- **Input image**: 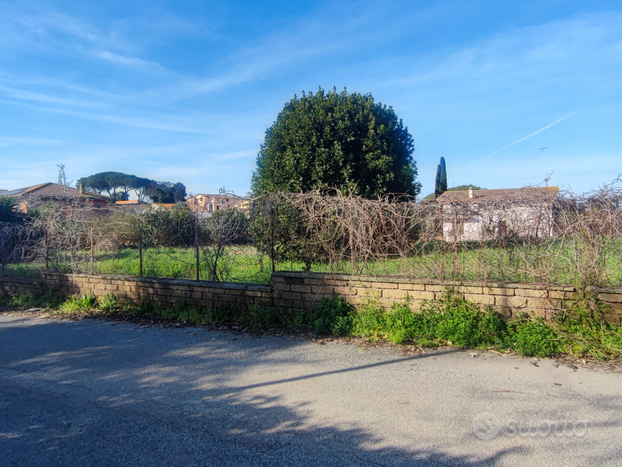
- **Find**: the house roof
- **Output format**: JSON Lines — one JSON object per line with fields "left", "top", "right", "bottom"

{"left": 115, "top": 200, "right": 147, "bottom": 205}
{"left": 113, "top": 200, "right": 152, "bottom": 213}
{"left": 0, "top": 182, "right": 110, "bottom": 201}
{"left": 189, "top": 193, "right": 242, "bottom": 199}
{"left": 436, "top": 186, "right": 559, "bottom": 203}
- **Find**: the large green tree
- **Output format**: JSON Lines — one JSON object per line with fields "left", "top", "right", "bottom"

{"left": 252, "top": 88, "right": 420, "bottom": 198}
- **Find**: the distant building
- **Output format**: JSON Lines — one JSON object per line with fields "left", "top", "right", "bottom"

{"left": 186, "top": 193, "right": 243, "bottom": 215}
{"left": 233, "top": 198, "right": 252, "bottom": 216}
{"left": 113, "top": 199, "right": 152, "bottom": 214}
{"left": 436, "top": 187, "right": 559, "bottom": 242}
{"left": 0, "top": 182, "right": 110, "bottom": 216}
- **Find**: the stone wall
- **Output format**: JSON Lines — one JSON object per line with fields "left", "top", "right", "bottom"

{"left": 1, "top": 272, "right": 621, "bottom": 324}
{"left": 273, "top": 272, "right": 622, "bottom": 324}
{"left": 0, "top": 274, "right": 272, "bottom": 310}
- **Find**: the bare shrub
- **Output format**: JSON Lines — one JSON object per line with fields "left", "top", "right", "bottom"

{"left": 3, "top": 178, "right": 620, "bottom": 289}
{"left": 555, "top": 179, "right": 622, "bottom": 289}
{"left": 21, "top": 193, "right": 117, "bottom": 273}
{"left": 250, "top": 180, "right": 622, "bottom": 288}
{"left": 201, "top": 209, "right": 249, "bottom": 281}
{"left": 251, "top": 190, "right": 426, "bottom": 274}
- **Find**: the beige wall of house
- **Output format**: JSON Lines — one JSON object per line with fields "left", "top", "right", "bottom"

{"left": 186, "top": 193, "right": 243, "bottom": 213}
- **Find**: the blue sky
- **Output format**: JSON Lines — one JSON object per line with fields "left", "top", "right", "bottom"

{"left": 1, "top": 0, "right": 621, "bottom": 198}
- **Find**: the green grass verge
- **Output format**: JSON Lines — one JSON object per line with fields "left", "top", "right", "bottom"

{"left": 4, "top": 289, "right": 621, "bottom": 361}
{"left": 310, "top": 293, "right": 622, "bottom": 360}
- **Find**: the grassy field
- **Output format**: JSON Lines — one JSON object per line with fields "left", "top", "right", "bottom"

{"left": 4, "top": 239, "right": 622, "bottom": 287}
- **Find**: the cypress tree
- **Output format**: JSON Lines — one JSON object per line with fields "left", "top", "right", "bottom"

{"left": 434, "top": 157, "right": 447, "bottom": 198}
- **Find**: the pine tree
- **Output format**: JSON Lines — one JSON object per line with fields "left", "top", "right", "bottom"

{"left": 434, "top": 157, "right": 447, "bottom": 198}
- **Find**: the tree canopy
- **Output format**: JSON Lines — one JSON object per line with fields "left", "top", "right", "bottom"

{"left": 76, "top": 172, "right": 186, "bottom": 203}
{"left": 146, "top": 182, "right": 186, "bottom": 204}
{"left": 251, "top": 88, "right": 420, "bottom": 198}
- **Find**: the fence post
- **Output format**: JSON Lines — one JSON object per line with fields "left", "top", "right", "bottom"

{"left": 195, "top": 223, "right": 200, "bottom": 281}
{"left": 0, "top": 234, "right": 4, "bottom": 277}
{"left": 139, "top": 224, "right": 143, "bottom": 278}
{"left": 44, "top": 237, "right": 49, "bottom": 270}
{"left": 90, "top": 229, "right": 94, "bottom": 274}
{"left": 268, "top": 199, "right": 276, "bottom": 274}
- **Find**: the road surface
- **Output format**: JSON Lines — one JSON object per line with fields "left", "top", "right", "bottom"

{"left": 1, "top": 313, "right": 620, "bottom": 466}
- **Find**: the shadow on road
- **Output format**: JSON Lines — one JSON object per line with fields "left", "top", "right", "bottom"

{"left": 0, "top": 315, "right": 609, "bottom": 466}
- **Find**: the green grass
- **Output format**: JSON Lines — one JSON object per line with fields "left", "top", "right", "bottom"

{"left": 3, "top": 236, "right": 622, "bottom": 287}
{"left": 1, "top": 262, "right": 44, "bottom": 279}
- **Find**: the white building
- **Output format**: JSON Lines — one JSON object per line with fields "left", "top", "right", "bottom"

{"left": 436, "top": 187, "right": 559, "bottom": 242}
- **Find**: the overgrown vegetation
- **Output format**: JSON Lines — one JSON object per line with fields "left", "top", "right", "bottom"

{"left": 2, "top": 290, "right": 64, "bottom": 310}
{"left": 306, "top": 293, "right": 622, "bottom": 360}
{"left": 2, "top": 179, "right": 621, "bottom": 289}
{"left": 2, "top": 289, "right": 620, "bottom": 360}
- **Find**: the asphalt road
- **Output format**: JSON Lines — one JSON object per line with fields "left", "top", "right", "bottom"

{"left": 1, "top": 313, "right": 621, "bottom": 466}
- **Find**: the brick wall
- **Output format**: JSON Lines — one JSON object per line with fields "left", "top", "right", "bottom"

{"left": 1, "top": 272, "right": 621, "bottom": 324}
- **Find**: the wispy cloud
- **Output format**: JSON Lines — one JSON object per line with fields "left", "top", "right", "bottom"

{"left": 142, "top": 3, "right": 400, "bottom": 102}
{"left": 93, "top": 50, "right": 168, "bottom": 70}
{"left": 0, "top": 84, "right": 104, "bottom": 108}
{"left": 0, "top": 98, "right": 212, "bottom": 133}
{"left": 379, "top": 11, "right": 622, "bottom": 90}
{"left": 0, "top": 136, "right": 61, "bottom": 147}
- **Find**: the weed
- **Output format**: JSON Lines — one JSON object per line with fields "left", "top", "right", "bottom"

{"left": 99, "top": 293, "right": 119, "bottom": 312}
{"left": 245, "top": 303, "right": 281, "bottom": 329}
{"left": 552, "top": 295, "right": 622, "bottom": 359}
{"left": 506, "top": 314, "right": 562, "bottom": 358}
{"left": 307, "top": 295, "right": 355, "bottom": 336}
{"left": 58, "top": 292, "right": 99, "bottom": 314}
{"left": 277, "top": 309, "right": 306, "bottom": 328}
{"left": 420, "top": 293, "right": 507, "bottom": 348}
{"left": 351, "top": 300, "right": 388, "bottom": 341}
{"left": 8, "top": 291, "right": 64, "bottom": 310}
{"left": 353, "top": 292, "right": 506, "bottom": 349}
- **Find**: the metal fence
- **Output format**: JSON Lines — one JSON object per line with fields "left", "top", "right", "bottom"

{"left": 1, "top": 179, "right": 621, "bottom": 289}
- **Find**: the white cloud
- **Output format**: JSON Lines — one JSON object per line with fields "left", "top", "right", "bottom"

{"left": 0, "top": 136, "right": 61, "bottom": 147}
